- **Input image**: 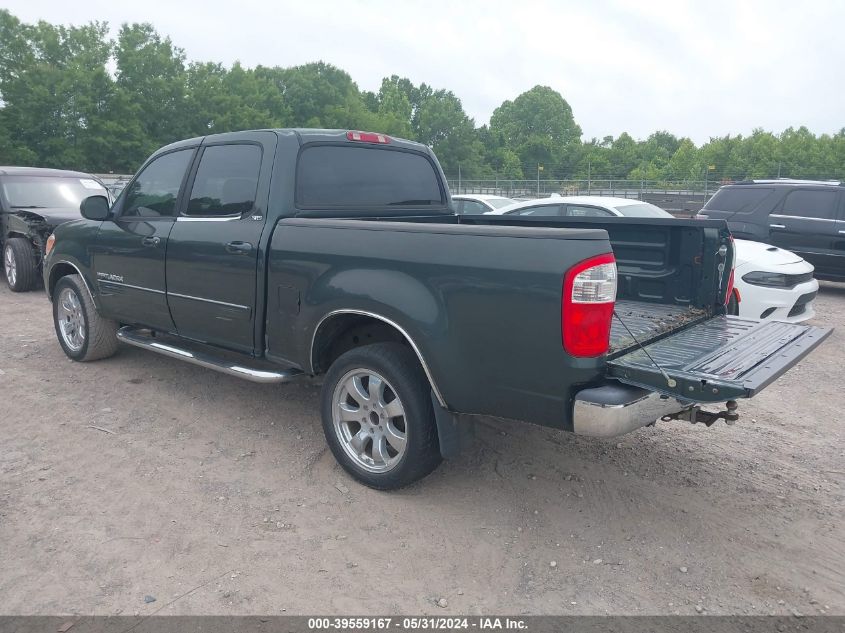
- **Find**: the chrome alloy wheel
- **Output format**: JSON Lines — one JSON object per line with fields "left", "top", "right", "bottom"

{"left": 4, "top": 245, "right": 16, "bottom": 286}
{"left": 332, "top": 369, "right": 408, "bottom": 473}
{"left": 57, "top": 286, "right": 86, "bottom": 352}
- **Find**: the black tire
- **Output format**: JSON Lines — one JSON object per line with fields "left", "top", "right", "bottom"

{"left": 52, "top": 274, "right": 119, "bottom": 361}
{"left": 727, "top": 291, "right": 740, "bottom": 316}
{"left": 4, "top": 237, "right": 38, "bottom": 292}
{"left": 320, "top": 342, "right": 442, "bottom": 490}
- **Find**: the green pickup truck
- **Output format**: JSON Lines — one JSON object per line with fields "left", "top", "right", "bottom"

{"left": 43, "top": 129, "right": 831, "bottom": 489}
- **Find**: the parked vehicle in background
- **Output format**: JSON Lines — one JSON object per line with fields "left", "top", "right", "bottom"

{"left": 451, "top": 194, "right": 515, "bottom": 214}
{"left": 44, "top": 130, "right": 830, "bottom": 489}
{"left": 489, "top": 195, "right": 675, "bottom": 218}
{"left": 731, "top": 240, "right": 818, "bottom": 322}
{"left": 492, "top": 195, "right": 819, "bottom": 322}
{"left": 1, "top": 167, "right": 109, "bottom": 291}
{"left": 697, "top": 179, "right": 845, "bottom": 282}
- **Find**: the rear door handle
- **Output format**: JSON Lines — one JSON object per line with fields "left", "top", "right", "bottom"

{"left": 225, "top": 241, "right": 253, "bottom": 254}
{"left": 770, "top": 224, "right": 786, "bottom": 229}
{"left": 141, "top": 236, "right": 161, "bottom": 247}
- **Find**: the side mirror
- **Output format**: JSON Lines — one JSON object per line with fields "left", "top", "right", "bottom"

{"left": 80, "top": 195, "right": 111, "bottom": 221}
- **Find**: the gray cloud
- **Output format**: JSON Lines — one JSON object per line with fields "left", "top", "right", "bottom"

{"left": 5, "top": 0, "right": 844, "bottom": 143}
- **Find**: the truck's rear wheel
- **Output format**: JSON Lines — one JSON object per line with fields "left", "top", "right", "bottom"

{"left": 320, "top": 342, "right": 442, "bottom": 489}
{"left": 4, "top": 237, "right": 38, "bottom": 292}
{"left": 52, "top": 274, "right": 119, "bottom": 361}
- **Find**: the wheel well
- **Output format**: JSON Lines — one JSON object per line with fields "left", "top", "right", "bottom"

{"left": 312, "top": 314, "right": 408, "bottom": 375}
{"left": 48, "top": 263, "right": 80, "bottom": 298}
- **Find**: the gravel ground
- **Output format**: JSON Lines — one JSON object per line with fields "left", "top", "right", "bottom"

{"left": 0, "top": 281, "right": 843, "bottom": 616}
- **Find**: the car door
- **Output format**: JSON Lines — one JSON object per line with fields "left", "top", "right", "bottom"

{"left": 93, "top": 147, "right": 196, "bottom": 331}
{"left": 767, "top": 188, "right": 843, "bottom": 276}
{"left": 165, "top": 134, "right": 275, "bottom": 353}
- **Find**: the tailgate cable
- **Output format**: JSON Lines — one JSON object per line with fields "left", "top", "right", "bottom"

{"left": 612, "top": 310, "right": 677, "bottom": 389}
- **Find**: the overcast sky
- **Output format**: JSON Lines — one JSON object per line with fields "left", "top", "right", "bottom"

{"left": 5, "top": 0, "right": 845, "bottom": 144}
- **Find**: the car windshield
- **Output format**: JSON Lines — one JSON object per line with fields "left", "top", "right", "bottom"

{"left": 613, "top": 203, "right": 673, "bottom": 218}
{"left": 1, "top": 176, "right": 106, "bottom": 209}
{"left": 487, "top": 197, "right": 516, "bottom": 209}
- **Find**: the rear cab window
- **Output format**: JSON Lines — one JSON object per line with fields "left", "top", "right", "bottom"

{"left": 295, "top": 145, "right": 445, "bottom": 209}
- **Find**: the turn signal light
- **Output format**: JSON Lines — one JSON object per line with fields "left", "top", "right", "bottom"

{"left": 45, "top": 233, "right": 56, "bottom": 256}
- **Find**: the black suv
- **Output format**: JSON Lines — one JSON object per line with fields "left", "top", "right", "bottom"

{"left": 698, "top": 179, "right": 845, "bottom": 281}
{"left": 1, "top": 167, "right": 109, "bottom": 291}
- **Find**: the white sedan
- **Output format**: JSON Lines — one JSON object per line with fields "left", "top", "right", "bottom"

{"left": 489, "top": 195, "right": 818, "bottom": 323}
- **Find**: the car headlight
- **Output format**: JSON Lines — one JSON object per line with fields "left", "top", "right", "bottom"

{"left": 741, "top": 271, "right": 790, "bottom": 287}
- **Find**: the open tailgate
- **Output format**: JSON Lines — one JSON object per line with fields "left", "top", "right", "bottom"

{"left": 608, "top": 316, "right": 831, "bottom": 402}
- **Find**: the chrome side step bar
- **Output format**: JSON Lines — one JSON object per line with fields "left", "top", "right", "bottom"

{"left": 117, "top": 326, "right": 303, "bottom": 384}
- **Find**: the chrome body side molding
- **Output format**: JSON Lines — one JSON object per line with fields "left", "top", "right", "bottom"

{"left": 310, "top": 309, "right": 447, "bottom": 408}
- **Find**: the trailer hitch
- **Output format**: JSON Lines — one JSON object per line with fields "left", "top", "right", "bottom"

{"left": 662, "top": 400, "right": 739, "bottom": 427}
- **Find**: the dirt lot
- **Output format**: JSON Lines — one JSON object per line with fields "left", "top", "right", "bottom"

{"left": 1, "top": 282, "right": 843, "bottom": 616}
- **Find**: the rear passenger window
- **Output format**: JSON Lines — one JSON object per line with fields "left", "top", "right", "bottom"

{"left": 566, "top": 205, "right": 613, "bottom": 217}
{"left": 511, "top": 205, "right": 564, "bottom": 216}
{"left": 296, "top": 146, "right": 443, "bottom": 208}
{"left": 460, "top": 200, "right": 488, "bottom": 215}
{"left": 186, "top": 144, "right": 262, "bottom": 217}
{"left": 779, "top": 190, "right": 839, "bottom": 220}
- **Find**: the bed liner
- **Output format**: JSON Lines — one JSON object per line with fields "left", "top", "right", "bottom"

{"left": 610, "top": 300, "right": 708, "bottom": 355}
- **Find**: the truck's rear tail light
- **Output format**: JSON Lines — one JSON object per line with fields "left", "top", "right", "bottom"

{"left": 562, "top": 253, "right": 617, "bottom": 357}
{"left": 347, "top": 131, "right": 391, "bottom": 144}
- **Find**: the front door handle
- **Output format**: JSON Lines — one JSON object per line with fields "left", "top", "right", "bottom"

{"left": 770, "top": 224, "right": 786, "bottom": 230}
{"left": 141, "top": 236, "right": 161, "bottom": 247}
{"left": 225, "top": 241, "right": 253, "bottom": 254}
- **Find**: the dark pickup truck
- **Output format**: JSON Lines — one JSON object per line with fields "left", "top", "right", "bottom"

{"left": 43, "top": 129, "right": 831, "bottom": 489}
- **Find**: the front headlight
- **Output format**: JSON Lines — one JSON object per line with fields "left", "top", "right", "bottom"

{"left": 741, "top": 270, "right": 789, "bottom": 287}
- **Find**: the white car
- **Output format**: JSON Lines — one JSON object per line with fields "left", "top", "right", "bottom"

{"left": 490, "top": 195, "right": 818, "bottom": 323}
{"left": 451, "top": 194, "right": 516, "bottom": 214}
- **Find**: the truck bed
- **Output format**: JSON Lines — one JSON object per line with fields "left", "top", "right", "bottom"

{"left": 610, "top": 300, "right": 708, "bottom": 355}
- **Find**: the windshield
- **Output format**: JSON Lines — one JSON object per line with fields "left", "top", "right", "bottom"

{"left": 1, "top": 176, "right": 106, "bottom": 209}
{"left": 613, "top": 202, "right": 673, "bottom": 218}
{"left": 487, "top": 197, "right": 516, "bottom": 209}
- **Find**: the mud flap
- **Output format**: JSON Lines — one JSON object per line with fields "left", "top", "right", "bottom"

{"left": 608, "top": 316, "right": 831, "bottom": 403}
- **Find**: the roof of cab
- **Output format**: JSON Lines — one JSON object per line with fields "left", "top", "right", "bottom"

{"left": 0, "top": 166, "right": 96, "bottom": 178}
{"left": 155, "top": 129, "right": 430, "bottom": 155}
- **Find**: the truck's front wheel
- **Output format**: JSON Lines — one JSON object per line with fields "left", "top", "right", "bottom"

{"left": 321, "top": 342, "right": 442, "bottom": 489}
{"left": 52, "top": 274, "right": 119, "bottom": 362}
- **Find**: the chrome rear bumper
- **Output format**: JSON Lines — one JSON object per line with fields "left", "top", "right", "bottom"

{"left": 572, "top": 383, "right": 690, "bottom": 438}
